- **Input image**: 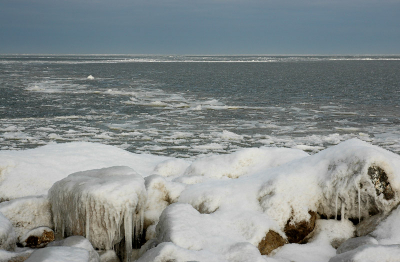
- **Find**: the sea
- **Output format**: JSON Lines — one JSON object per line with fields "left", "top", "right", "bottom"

{"left": 1, "top": 54, "right": 400, "bottom": 158}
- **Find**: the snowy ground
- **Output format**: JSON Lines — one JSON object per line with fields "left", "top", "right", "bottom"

{"left": 1, "top": 139, "right": 400, "bottom": 262}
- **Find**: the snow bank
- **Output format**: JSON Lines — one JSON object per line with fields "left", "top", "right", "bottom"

{"left": 49, "top": 166, "right": 147, "bottom": 261}
{"left": 0, "top": 212, "right": 16, "bottom": 251}
{"left": 0, "top": 196, "right": 53, "bottom": 241}
{"left": 0, "top": 142, "right": 169, "bottom": 200}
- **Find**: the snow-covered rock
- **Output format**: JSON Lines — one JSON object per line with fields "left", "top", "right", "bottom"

{"left": 49, "top": 166, "right": 147, "bottom": 261}
{"left": 0, "top": 249, "right": 33, "bottom": 262}
{"left": 0, "top": 142, "right": 169, "bottom": 200}
{"left": 48, "top": 236, "right": 100, "bottom": 262}
{"left": 0, "top": 196, "right": 53, "bottom": 242}
{"left": 21, "top": 227, "right": 54, "bottom": 248}
{"left": 0, "top": 212, "right": 16, "bottom": 251}
{"left": 26, "top": 246, "right": 90, "bottom": 262}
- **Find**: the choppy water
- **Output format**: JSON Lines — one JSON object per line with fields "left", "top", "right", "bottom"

{"left": 1, "top": 55, "right": 400, "bottom": 158}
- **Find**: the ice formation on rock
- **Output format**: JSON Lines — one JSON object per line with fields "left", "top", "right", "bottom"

{"left": 0, "top": 196, "right": 53, "bottom": 241}
{"left": 0, "top": 212, "right": 16, "bottom": 251}
{"left": 26, "top": 246, "right": 90, "bottom": 262}
{"left": 49, "top": 166, "right": 147, "bottom": 261}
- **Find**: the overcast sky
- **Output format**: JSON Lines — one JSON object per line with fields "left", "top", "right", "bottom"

{"left": 1, "top": 0, "right": 399, "bottom": 54}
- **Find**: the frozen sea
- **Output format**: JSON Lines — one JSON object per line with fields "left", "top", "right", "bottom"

{"left": 1, "top": 54, "right": 400, "bottom": 158}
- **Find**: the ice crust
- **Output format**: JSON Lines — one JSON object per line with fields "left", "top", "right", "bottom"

{"left": 26, "top": 246, "right": 90, "bottom": 262}
{"left": 48, "top": 166, "right": 147, "bottom": 261}
{"left": 0, "top": 212, "right": 16, "bottom": 251}
{"left": 0, "top": 142, "right": 169, "bottom": 200}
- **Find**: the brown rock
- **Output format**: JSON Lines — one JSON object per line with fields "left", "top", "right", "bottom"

{"left": 284, "top": 211, "right": 317, "bottom": 243}
{"left": 258, "top": 230, "right": 288, "bottom": 255}
{"left": 368, "top": 166, "right": 394, "bottom": 200}
{"left": 21, "top": 227, "right": 55, "bottom": 248}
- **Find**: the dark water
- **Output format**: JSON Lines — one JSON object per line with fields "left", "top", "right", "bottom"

{"left": 1, "top": 55, "right": 400, "bottom": 158}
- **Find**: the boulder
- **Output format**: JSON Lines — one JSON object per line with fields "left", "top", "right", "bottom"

{"left": 0, "top": 212, "right": 16, "bottom": 251}
{"left": 48, "top": 236, "right": 100, "bottom": 262}
{"left": 356, "top": 212, "right": 389, "bottom": 237}
{"left": 368, "top": 166, "right": 395, "bottom": 201}
{"left": 0, "top": 249, "right": 33, "bottom": 262}
{"left": 21, "top": 227, "right": 54, "bottom": 248}
{"left": 258, "top": 230, "right": 287, "bottom": 255}
{"left": 336, "top": 236, "right": 378, "bottom": 254}
{"left": 25, "top": 246, "right": 90, "bottom": 262}
{"left": 284, "top": 211, "right": 317, "bottom": 243}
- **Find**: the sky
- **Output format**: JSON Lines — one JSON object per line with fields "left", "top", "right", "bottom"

{"left": 0, "top": 0, "right": 399, "bottom": 55}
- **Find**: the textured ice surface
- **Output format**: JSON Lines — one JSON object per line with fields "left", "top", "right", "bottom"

{"left": 0, "top": 142, "right": 168, "bottom": 200}
{"left": 49, "top": 166, "right": 147, "bottom": 261}
{"left": 48, "top": 236, "right": 100, "bottom": 262}
{"left": 0, "top": 196, "right": 53, "bottom": 241}
{"left": 0, "top": 212, "right": 16, "bottom": 251}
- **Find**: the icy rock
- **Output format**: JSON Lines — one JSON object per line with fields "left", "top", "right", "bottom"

{"left": 329, "top": 244, "right": 400, "bottom": 262}
{"left": 309, "top": 219, "right": 355, "bottom": 249}
{"left": 49, "top": 166, "right": 146, "bottom": 262}
{"left": 87, "top": 75, "right": 94, "bottom": 80}
{"left": 21, "top": 227, "right": 54, "bottom": 248}
{"left": 25, "top": 246, "right": 90, "bottom": 262}
{"left": 177, "top": 147, "right": 308, "bottom": 182}
{"left": 371, "top": 204, "right": 400, "bottom": 245}
{"left": 0, "top": 212, "right": 16, "bottom": 251}
{"left": 152, "top": 159, "right": 191, "bottom": 178}
{"left": 154, "top": 203, "right": 278, "bottom": 261}
{"left": 336, "top": 236, "right": 378, "bottom": 254}
{"left": 0, "top": 196, "right": 53, "bottom": 242}
{"left": 98, "top": 250, "right": 120, "bottom": 262}
{"left": 258, "top": 230, "right": 288, "bottom": 255}
{"left": 0, "top": 142, "right": 169, "bottom": 200}
{"left": 48, "top": 236, "right": 100, "bottom": 262}
{"left": 144, "top": 175, "right": 186, "bottom": 229}
{"left": 284, "top": 211, "right": 317, "bottom": 243}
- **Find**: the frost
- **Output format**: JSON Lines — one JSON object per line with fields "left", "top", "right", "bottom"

{"left": 48, "top": 166, "right": 147, "bottom": 261}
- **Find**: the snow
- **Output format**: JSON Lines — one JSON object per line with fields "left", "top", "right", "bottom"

{"left": 48, "top": 166, "right": 147, "bottom": 261}
{"left": 1, "top": 139, "right": 400, "bottom": 262}
{"left": 0, "top": 212, "right": 16, "bottom": 251}
{"left": 48, "top": 236, "right": 100, "bottom": 262}
{"left": 0, "top": 142, "right": 169, "bottom": 200}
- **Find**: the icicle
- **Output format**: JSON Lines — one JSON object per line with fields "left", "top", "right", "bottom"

{"left": 86, "top": 201, "right": 90, "bottom": 240}
{"left": 124, "top": 210, "right": 133, "bottom": 262}
{"left": 335, "top": 193, "right": 338, "bottom": 220}
{"left": 341, "top": 199, "right": 345, "bottom": 222}
{"left": 358, "top": 186, "right": 361, "bottom": 223}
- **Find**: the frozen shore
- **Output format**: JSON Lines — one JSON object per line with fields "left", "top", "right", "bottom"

{"left": 1, "top": 139, "right": 400, "bottom": 262}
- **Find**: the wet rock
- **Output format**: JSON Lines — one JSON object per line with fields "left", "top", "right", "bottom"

{"left": 21, "top": 227, "right": 54, "bottom": 248}
{"left": 258, "top": 230, "right": 288, "bottom": 255}
{"left": 336, "top": 236, "right": 378, "bottom": 254}
{"left": 284, "top": 211, "right": 317, "bottom": 243}
{"left": 368, "top": 166, "right": 394, "bottom": 200}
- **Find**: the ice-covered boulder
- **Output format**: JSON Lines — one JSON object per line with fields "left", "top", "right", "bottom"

{"left": 0, "top": 249, "right": 33, "bottom": 262}
{"left": 21, "top": 227, "right": 54, "bottom": 248}
{"left": 144, "top": 175, "right": 186, "bottom": 234}
{"left": 48, "top": 166, "right": 147, "bottom": 261}
{"left": 176, "top": 147, "right": 308, "bottom": 184}
{"left": 153, "top": 203, "right": 282, "bottom": 261}
{"left": 26, "top": 246, "right": 90, "bottom": 262}
{"left": 48, "top": 236, "right": 100, "bottom": 262}
{"left": 0, "top": 196, "right": 53, "bottom": 242}
{"left": 0, "top": 142, "right": 169, "bottom": 200}
{"left": 0, "top": 212, "right": 16, "bottom": 251}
